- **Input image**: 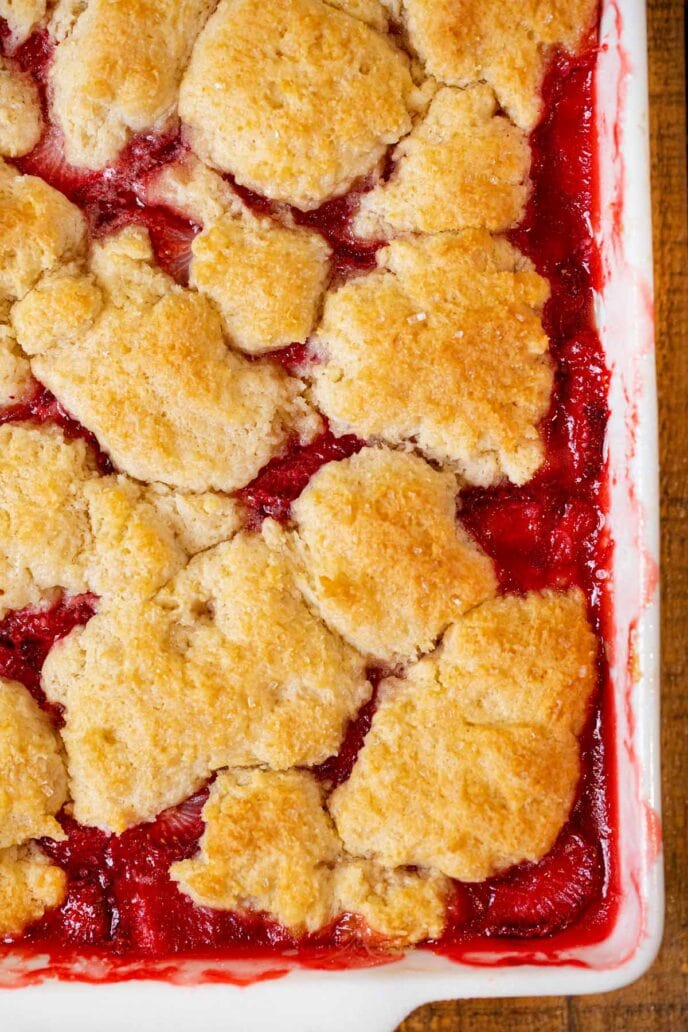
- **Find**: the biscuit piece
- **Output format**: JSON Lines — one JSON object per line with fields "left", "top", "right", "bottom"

{"left": 13, "top": 227, "right": 318, "bottom": 491}
{"left": 330, "top": 590, "right": 597, "bottom": 881}
{"left": 172, "top": 769, "right": 341, "bottom": 933}
{"left": 311, "top": 232, "right": 551, "bottom": 486}
{"left": 0, "top": 160, "right": 85, "bottom": 302}
{"left": 0, "top": 845, "right": 66, "bottom": 936}
{"left": 355, "top": 85, "right": 529, "bottom": 237}
{"left": 333, "top": 860, "right": 449, "bottom": 944}
{"left": 280, "top": 448, "right": 496, "bottom": 663}
{"left": 0, "top": 423, "right": 98, "bottom": 615}
{"left": 402, "top": 0, "right": 597, "bottom": 130}
{"left": 179, "top": 0, "right": 419, "bottom": 210}
{"left": 0, "top": 422, "right": 240, "bottom": 616}
{"left": 147, "top": 156, "right": 332, "bottom": 353}
{"left": 42, "top": 532, "right": 371, "bottom": 832}
{"left": 0, "top": 0, "right": 46, "bottom": 48}
{"left": 49, "top": 0, "right": 216, "bottom": 168}
{"left": 0, "top": 57, "right": 42, "bottom": 157}
{"left": 0, "top": 677, "right": 66, "bottom": 848}
{"left": 191, "top": 214, "right": 331, "bottom": 354}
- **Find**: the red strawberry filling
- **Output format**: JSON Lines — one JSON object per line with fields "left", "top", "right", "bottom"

{"left": 227, "top": 174, "right": 384, "bottom": 277}
{"left": 237, "top": 428, "right": 364, "bottom": 527}
{"left": 0, "top": 22, "right": 619, "bottom": 972}
{"left": 0, "top": 595, "right": 97, "bottom": 718}
{"left": 473, "top": 833, "right": 604, "bottom": 937}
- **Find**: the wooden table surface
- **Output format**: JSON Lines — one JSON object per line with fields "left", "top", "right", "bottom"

{"left": 397, "top": 1, "right": 688, "bottom": 1029}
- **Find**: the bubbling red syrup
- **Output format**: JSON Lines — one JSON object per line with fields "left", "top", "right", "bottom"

{"left": 0, "top": 17, "right": 619, "bottom": 978}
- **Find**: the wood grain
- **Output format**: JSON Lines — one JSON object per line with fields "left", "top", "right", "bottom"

{"left": 397, "top": 1, "right": 688, "bottom": 1028}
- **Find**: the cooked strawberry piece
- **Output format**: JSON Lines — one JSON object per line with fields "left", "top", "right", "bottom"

{"left": 145, "top": 789, "right": 209, "bottom": 858}
{"left": 12, "top": 28, "right": 53, "bottom": 86}
{"left": 476, "top": 832, "right": 604, "bottom": 937}
{"left": 111, "top": 863, "right": 291, "bottom": 955}
{"left": 16, "top": 125, "right": 97, "bottom": 199}
{"left": 40, "top": 816, "right": 110, "bottom": 880}
{"left": 16, "top": 123, "right": 185, "bottom": 236}
{"left": 141, "top": 208, "right": 199, "bottom": 285}
{"left": 56, "top": 880, "right": 112, "bottom": 945}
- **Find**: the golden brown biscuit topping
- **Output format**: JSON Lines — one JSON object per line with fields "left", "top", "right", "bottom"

{"left": 42, "top": 532, "right": 371, "bottom": 832}
{"left": 49, "top": 0, "right": 216, "bottom": 168}
{"left": 179, "top": 0, "right": 421, "bottom": 210}
{"left": 0, "top": 422, "right": 240, "bottom": 616}
{"left": 278, "top": 447, "right": 496, "bottom": 662}
{"left": 0, "top": 161, "right": 86, "bottom": 303}
{"left": 355, "top": 84, "right": 530, "bottom": 237}
{"left": 0, "top": 56, "right": 42, "bottom": 157}
{"left": 0, "top": 676, "right": 66, "bottom": 848}
{"left": 172, "top": 767, "right": 451, "bottom": 944}
{"left": 400, "top": 0, "right": 597, "bottom": 129}
{"left": 13, "top": 227, "right": 319, "bottom": 491}
{"left": 311, "top": 232, "right": 552, "bottom": 486}
{"left": 330, "top": 590, "right": 597, "bottom": 881}
{"left": 0, "top": 0, "right": 601, "bottom": 950}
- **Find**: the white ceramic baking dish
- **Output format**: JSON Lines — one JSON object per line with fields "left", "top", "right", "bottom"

{"left": 0, "top": 0, "right": 662, "bottom": 1027}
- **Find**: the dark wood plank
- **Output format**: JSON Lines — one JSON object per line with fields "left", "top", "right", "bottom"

{"left": 397, "top": 1, "right": 688, "bottom": 1027}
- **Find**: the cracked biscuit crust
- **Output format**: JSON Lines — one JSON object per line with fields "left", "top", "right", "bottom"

{"left": 401, "top": 0, "right": 597, "bottom": 130}
{"left": 279, "top": 447, "right": 496, "bottom": 663}
{"left": 0, "top": 844, "right": 66, "bottom": 936}
{"left": 49, "top": 0, "right": 216, "bottom": 168}
{"left": 0, "top": 422, "right": 240, "bottom": 616}
{"left": 42, "top": 531, "right": 371, "bottom": 832}
{"left": 311, "top": 232, "right": 552, "bottom": 486}
{"left": 354, "top": 84, "right": 530, "bottom": 237}
{"left": 12, "top": 227, "right": 319, "bottom": 491}
{"left": 330, "top": 590, "right": 597, "bottom": 881}
{"left": 0, "top": 160, "right": 86, "bottom": 302}
{"left": 179, "top": 0, "right": 420, "bottom": 210}
{"left": 0, "top": 677, "right": 67, "bottom": 848}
